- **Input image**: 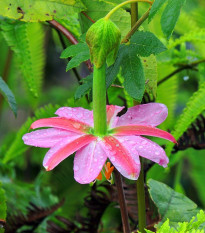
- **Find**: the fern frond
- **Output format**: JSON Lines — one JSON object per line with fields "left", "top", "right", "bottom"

{"left": 2, "top": 104, "right": 59, "bottom": 164}
{"left": 1, "top": 20, "right": 45, "bottom": 98}
{"left": 157, "top": 64, "right": 178, "bottom": 131}
{"left": 166, "top": 82, "right": 205, "bottom": 156}
{"left": 168, "top": 29, "right": 205, "bottom": 49}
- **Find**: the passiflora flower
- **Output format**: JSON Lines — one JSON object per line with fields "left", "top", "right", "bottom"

{"left": 22, "top": 103, "right": 176, "bottom": 184}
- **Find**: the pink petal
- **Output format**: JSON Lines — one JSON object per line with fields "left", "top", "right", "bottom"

{"left": 113, "top": 125, "right": 176, "bottom": 143}
{"left": 116, "top": 103, "right": 168, "bottom": 127}
{"left": 100, "top": 136, "right": 141, "bottom": 180}
{"left": 43, "top": 135, "right": 97, "bottom": 171}
{"left": 116, "top": 136, "right": 169, "bottom": 167}
{"left": 22, "top": 128, "right": 79, "bottom": 148}
{"left": 106, "top": 105, "right": 124, "bottom": 128}
{"left": 74, "top": 141, "right": 107, "bottom": 184}
{"left": 55, "top": 107, "right": 94, "bottom": 127}
{"left": 30, "top": 117, "right": 91, "bottom": 134}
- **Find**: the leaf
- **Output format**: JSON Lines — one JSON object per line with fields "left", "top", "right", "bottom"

{"left": 60, "top": 43, "right": 90, "bottom": 71}
{"left": 0, "top": 76, "right": 17, "bottom": 116}
{"left": 148, "top": 0, "right": 168, "bottom": 22}
{"left": 66, "top": 51, "right": 90, "bottom": 71}
{"left": 75, "top": 74, "right": 93, "bottom": 100}
{"left": 1, "top": 20, "right": 45, "bottom": 98}
{"left": 166, "top": 82, "right": 205, "bottom": 156}
{"left": 121, "top": 45, "right": 145, "bottom": 101}
{"left": 141, "top": 55, "right": 158, "bottom": 99}
{"left": 0, "top": 182, "right": 6, "bottom": 233}
{"left": 0, "top": 0, "right": 85, "bottom": 22}
{"left": 147, "top": 179, "right": 199, "bottom": 228}
{"left": 161, "top": 0, "right": 186, "bottom": 39}
{"left": 130, "top": 31, "right": 166, "bottom": 57}
{"left": 168, "top": 29, "right": 205, "bottom": 49}
{"left": 60, "top": 43, "right": 89, "bottom": 59}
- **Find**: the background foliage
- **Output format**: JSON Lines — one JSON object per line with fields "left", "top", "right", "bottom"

{"left": 0, "top": 0, "right": 205, "bottom": 232}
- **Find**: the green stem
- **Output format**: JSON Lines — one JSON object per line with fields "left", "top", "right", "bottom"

{"left": 121, "top": 8, "right": 150, "bottom": 43}
{"left": 131, "top": 2, "right": 138, "bottom": 27}
{"left": 93, "top": 63, "right": 107, "bottom": 136}
{"left": 137, "top": 159, "right": 146, "bottom": 233}
{"left": 105, "top": 0, "right": 152, "bottom": 20}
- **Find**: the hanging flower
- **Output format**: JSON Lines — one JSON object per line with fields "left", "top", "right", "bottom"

{"left": 22, "top": 103, "right": 176, "bottom": 184}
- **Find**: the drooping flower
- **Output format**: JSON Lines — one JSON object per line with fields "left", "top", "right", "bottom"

{"left": 22, "top": 103, "right": 176, "bottom": 184}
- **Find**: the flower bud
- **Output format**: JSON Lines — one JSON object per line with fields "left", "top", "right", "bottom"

{"left": 86, "top": 18, "right": 121, "bottom": 68}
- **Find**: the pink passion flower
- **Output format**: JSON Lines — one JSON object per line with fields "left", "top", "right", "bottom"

{"left": 22, "top": 103, "right": 176, "bottom": 184}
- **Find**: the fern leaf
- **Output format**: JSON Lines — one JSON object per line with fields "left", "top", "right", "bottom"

{"left": 0, "top": 0, "right": 85, "bottom": 22}
{"left": 2, "top": 104, "right": 59, "bottom": 164}
{"left": 1, "top": 20, "right": 45, "bottom": 98}
{"left": 157, "top": 64, "right": 178, "bottom": 131}
{"left": 169, "top": 29, "right": 205, "bottom": 49}
{"left": 166, "top": 82, "right": 205, "bottom": 156}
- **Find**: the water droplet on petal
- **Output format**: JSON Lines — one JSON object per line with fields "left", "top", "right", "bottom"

{"left": 155, "top": 151, "right": 160, "bottom": 155}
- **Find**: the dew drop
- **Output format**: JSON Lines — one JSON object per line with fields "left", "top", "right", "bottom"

{"left": 73, "top": 123, "right": 81, "bottom": 129}
{"left": 111, "top": 156, "right": 115, "bottom": 162}
{"left": 155, "top": 151, "right": 160, "bottom": 155}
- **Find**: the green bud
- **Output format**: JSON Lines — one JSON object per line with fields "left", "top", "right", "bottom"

{"left": 86, "top": 18, "right": 121, "bottom": 68}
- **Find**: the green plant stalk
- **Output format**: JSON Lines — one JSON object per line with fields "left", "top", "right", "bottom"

{"left": 93, "top": 63, "right": 107, "bottom": 136}
{"left": 137, "top": 158, "right": 146, "bottom": 233}
{"left": 131, "top": 2, "right": 138, "bottom": 26}
{"left": 105, "top": 0, "right": 152, "bottom": 20}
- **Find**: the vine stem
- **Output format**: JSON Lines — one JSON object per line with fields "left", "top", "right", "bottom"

{"left": 137, "top": 158, "right": 146, "bottom": 233}
{"left": 158, "top": 58, "right": 205, "bottom": 85}
{"left": 131, "top": 2, "right": 139, "bottom": 26}
{"left": 121, "top": 8, "right": 150, "bottom": 43}
{"left": 105, "top": 0, "right": 152, "bottom": 20}
{"left": 48, "top": 20, "right": 93, "bottom": 72}
{"left": 114, "top": 170, "right": 131, "bottom": 233}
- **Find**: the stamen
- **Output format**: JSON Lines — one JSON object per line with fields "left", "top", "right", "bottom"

{"left": 96, "top": 172, "right": 102, "bottom": 180}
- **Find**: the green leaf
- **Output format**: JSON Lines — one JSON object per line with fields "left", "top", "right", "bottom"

{"left": 161, "top": 0, "right": 186, "bottom": 39}
{"left": 0, "top": 76, "right": 17, "bottom": 116}
{"left": 1, "top": 20, "right": 45, "bottom": 98}
{"left": 61, "top": 43, "right": 90, "bottom": 71}
{"left": 148, "top": 179, "right": 199, "bottom": 228}
{"left": 149, "top": 0, "right": 168, "bottom": 22}
{"left": 75, "top": 74, "right": 93, "bottom": 100}
{"left": 66, "top": 50, "right": 90, "bottom": 71}
{"left": 0, "top": 0, "right": 85, "bottom": 22}
{"left": 60, "top": 43, "right": 89, "bottom": 59}
{"left": 130, "top": 31, "right": 167, "bottom": 57}
{"left": 121, "top": 45, "right": 145, "bottom": 101}
{"left": 141, "top": 55, "right": 158, "bottom": 99}
{"left": 166, "top": 82, "right": 205, "bottom": 156}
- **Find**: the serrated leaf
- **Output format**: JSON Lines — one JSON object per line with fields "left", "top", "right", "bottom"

{"left": 148, "top": 179, "right": 199, "bottom": 228}
{"left": 149, "top": 0, "right": 168, "bottom": 22}
{"left": 66, "top": 50, "right": 90, "bottom": 71}
{"left": 121, "top": 46, "right": 145, "bottom": 101}
{"left": 1, "top": 20, "right": 45, "bottom": 98}
{"left": 166, "top": 82, "right": 205, "bottom": 156}
{"left": 60, "top": 43, "right": 89, "bottom": 59}
{"left": 161, "top": 0, "right": 186, "bottom": 39}
{"left": 0, "top": 76, "right": 17, "bottom": 116}
{"left": 0, "top": 0, "right": 85, "bottom": 22}
{"left": 130, "top": 31, "right": 166, "bottom": 57}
